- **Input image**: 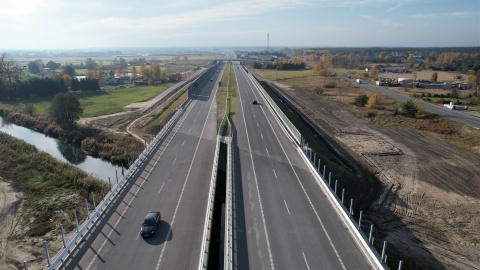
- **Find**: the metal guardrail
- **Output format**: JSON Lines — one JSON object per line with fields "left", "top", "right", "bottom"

{"left": 244, "top": 70, "right": 388, "bottom": 270}
{"left": 245, "top": 72, "right": 302, "bottom": 144}
{"left": 198, "top": 135, "right": 221, "bottom": 270}
{"left": 223, "top": 118, "right": 233, "bottom": 270}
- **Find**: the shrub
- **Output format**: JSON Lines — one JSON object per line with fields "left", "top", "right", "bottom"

{"left": 323, "top": 82, "right": 336, "bottom": 88}
{"left": 401, "top": 100, "right": 418, "bottom": 118}
{"left": 313, "top": 87, "right": 324, "bottom": 95}
{"left": 366, "top": 93, "right": 380, "bottom": 109}
{"left": 353, "top": 94, "right": 369, "bottom": 107}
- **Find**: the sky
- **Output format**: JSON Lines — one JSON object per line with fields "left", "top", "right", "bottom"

{"left": 0, "top": 0, "right": 478, "bottom": 50}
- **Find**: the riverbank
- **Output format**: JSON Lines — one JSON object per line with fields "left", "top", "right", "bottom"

{"left": 0, "top": 103, "right": 143, "bottom": 167}
{"left": 0, "top": 132, "right": 109, "bottom": 269}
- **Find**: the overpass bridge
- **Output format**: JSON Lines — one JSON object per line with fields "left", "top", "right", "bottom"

{"left": 42, "top": 62, "right": 391, "bottom": 270}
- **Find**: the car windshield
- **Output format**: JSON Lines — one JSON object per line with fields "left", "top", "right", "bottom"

{"left": 143, "top": 217, "right": 155, "bottom": 226}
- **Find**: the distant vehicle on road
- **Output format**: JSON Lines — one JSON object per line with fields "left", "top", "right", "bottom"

{"left": 356, "top": 79, "right": 364, "bottom": 84}
{"left": 252, "top": 100, "right": 258, "bottom": 105}
{"left": 140, "top": 211, "right": 161, "bottom": 238}
{"left": 444, "top": 102, "right": 468, "bottom": 110}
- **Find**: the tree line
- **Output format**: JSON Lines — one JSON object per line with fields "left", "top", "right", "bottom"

{"left": 0, "top": 54, "right": 99, "bottom": 100}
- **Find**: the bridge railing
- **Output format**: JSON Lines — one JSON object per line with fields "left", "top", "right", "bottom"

{"left": 244, "top": 68, "right": 391, "bottom": 270}
{"left": 223, "top": 117, "right": 233, "bottom": 270}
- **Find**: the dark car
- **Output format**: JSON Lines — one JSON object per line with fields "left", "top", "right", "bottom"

{"left": 252, "top": 100, "right": 258, "bottom": 105}
{"left": 140, "top": 211, "right": 161, "bottom": 238}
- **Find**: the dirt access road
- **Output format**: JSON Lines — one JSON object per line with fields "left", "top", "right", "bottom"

{"left": 254, "top": 71, "right": 480, "bottom": 269}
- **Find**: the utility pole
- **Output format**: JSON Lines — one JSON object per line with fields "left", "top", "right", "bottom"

{"left": 267, "top": 33, "right": 269, "bottom": 52}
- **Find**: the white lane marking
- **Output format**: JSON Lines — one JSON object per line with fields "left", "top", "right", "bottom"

{"left": 257, "top": 93, "right": 347, "bottom": 270}
{"left": 239, "top": 86, "right": 275, "bottom": 270}
{"left": 303, "top": 252, "right": 310, "bottom": 270}
{"left": 156, "top": 77, "right": 218, "bottom": 270}
{"left": 172, "top": 158, "right": 177, "bottom": 166}
{"left": 257, "top": 122, "right": 259, "bottom": 127}
{"left": 182, "top": 140, "right": 186, "bottom": 147}
{"left": 284, "top": 200, "right": 290, "bottom": 215}
{"left": 158, "top": 182, "right": 165, "bottom": 194}
{"left": 86, "top": 97, "right": 196, "bottom": 270}
{"left": 194, "top": 117, "right": 197, "bottom": 123}
{"left": 261, "top": 133, "right": 264, "bottom": 139}
{"left": 189, "top": 128, "right": 192, "bottom": 133}
{"left": 253, "top": 114, "right": 256, "bottom": 118}
{"left": 266, "top": 148, "right": 269, "bottom": 156}
{"left": 272, "top": 169, "right": 277, "bottom": 179}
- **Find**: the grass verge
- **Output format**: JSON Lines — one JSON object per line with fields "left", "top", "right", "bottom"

{"left": 0, "top": 132, "right": 109, "bottom": 238}
{"left": 217, "top": 62, "right": 238, "bottom": 130}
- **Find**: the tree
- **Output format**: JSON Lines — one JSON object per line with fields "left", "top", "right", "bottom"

{"left": 85, "top": 58, "right": 98, "bottom": 69}
{"left": 466, "top": 73, "right": 478, "bottom": 96}
{"left": 27, "top": 61, "right": 41, "bottom": 74}
{"left": 46, "top": 60, "right": 60, "bottom": 70}
{"left": 49, "top": 92, "right": 83, "bottom": 125}
{"left": 313, "top": 59, "right": 325, "bottom": 75}
{"left": 63, "top": 64, "right": 76, "bottom": 77}
{"left": 366, "top": 93, "right": 379, "bottom": 109}
{"left": 353, "top": 94, "right": 369, "bottom": 107}
{"left": 132, "top": 66, "right": 137, "bottom": 78}
{"left": 151, "top": 64, "right": 161, "bottom": 80}
{"left": 369, "top": 65, "right": 379, "bottom": 78}
{"left": 401, "top": 100, "right": 418, "bottom": 118}
{"left": 430, "top": 72, "right": 438, "bottom": 82}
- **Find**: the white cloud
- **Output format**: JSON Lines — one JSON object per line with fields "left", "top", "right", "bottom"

{"left": 386, "top": 3, "right": 402, "bottom": 12}
{"left": 412, "top": 11, "right": 480, "bottom": 19}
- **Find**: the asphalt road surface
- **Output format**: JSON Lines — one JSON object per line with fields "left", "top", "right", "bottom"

{"left": 61, "top": 64, "right": 222, "bottom": 269}
{"left": 232, "top": 63, "right": 375, "bottom": 270}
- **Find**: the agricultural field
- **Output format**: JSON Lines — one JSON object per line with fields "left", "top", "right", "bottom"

{"left": 6, "top": 84, "right": 174, "bottom": 117}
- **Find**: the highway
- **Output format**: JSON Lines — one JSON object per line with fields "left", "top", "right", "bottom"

{"left": 343, "top": 76, "right": 480, "bottom": 129}
{"left": 232, "top": 62, "right": 374, "bottom": 269}
{"left": 61, "top": 64, "right": 222, "bottom": 269}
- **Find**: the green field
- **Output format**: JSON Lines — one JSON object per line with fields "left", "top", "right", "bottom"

{"left": 7, "top": 84, "right": 174, "bottom": 118}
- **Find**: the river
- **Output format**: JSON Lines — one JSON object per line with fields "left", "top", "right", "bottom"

{"left": 0, "top": 116, "right": 125, "bottom": 183}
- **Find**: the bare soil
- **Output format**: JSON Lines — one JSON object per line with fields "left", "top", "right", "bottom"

{"left": 254, "top": 70, "right": 480, "bottom": 269}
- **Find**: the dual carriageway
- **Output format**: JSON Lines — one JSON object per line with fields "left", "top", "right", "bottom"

{"left": 55, "top": 61, "right": 379, "bottom": 269}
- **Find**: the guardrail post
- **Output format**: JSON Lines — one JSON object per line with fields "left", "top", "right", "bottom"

{"left": 23, "top": 261, "right": 28, "bottom": 270}
{"left": 398, "top": 260, "right": 403, "bottom": 270}
{"left": 381, "top": 241, "right": 387, "bottom": 263}
{"left": 335, "top": 180, "right": 338, "bottom": 195}
{"left": 358, "top": 211, "right": 363, "bottom": 230}
{"left": 369, "top": 224, "right": 373, "bottom": 245}
{"left": 44, "top": 240, "right": 51, "bottom": 267}
{"left": 116, "top": 170, "right": 119, "bottom": 184}
{"left": 85, "top": 199, "right": 90, "bottom": 219}
{"left": 328, "top": 172, "right": 331, "bottom": 186}
{"left": 317, "top": 159, "right": 321, "bottom": 172}
{"left": 108, "top": 177, "right": 112, "bottom": 189}
{"left": 313, "top": 153, "right": 316, "bottom": 165}
{"left": 349, "top": 199, "right": 353, "bottom": 216}
{"left": 60, "top": 223, "right": 66, "bottom": 248}
{"left": 341, "top": 189, "right": 345, "bottom": 204}
{"left": 323, "top": 165, "right": 326, "bottom": 178}
{"left": 91, "top": 192, "right": 96, "bottom": 209}
{"left": 74, "top": 210, "right": 79, "bottom": 233}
